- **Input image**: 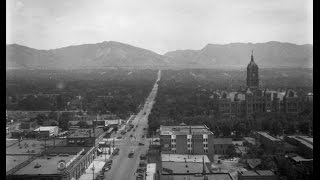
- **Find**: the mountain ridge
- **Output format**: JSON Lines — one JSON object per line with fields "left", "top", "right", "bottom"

{"left": 6, "top": 41, "right": 313, "bottom": 69}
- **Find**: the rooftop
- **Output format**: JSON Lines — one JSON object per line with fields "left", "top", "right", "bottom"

{"left": 33, "top": 126, "right": 58, "bottom": 132}
{"left": 290, "top": 155, "right": 313, "bottom": 163}
{"left": 6, "top": 139, "right": 65, "bottom": 155}
{"left": 239, "top": 170, "right": 276, "bottom": 177}
{"left": 162, "top": 162, "right": 209, "bottom": 174}
{"left": 287, "top": 136, "right": 313, "bottom": 150}
{"left": 42, "top": 146, "right": 93, "bottom": 155}
{"left": 6, "top": 155, "right": 31, "bottom": 172}
{"left": 161, "top": 173, "right": 233, "bottom": 180}
{"left": 68, "top": 128, "right": 104, "bottom": 138}
{"left": 243, "top": 137, "right": 256, "bottom": 145}
{"left": 160, "top": 125, "right": 213, "bottom": 135}
{"left": 256, "top": 131, "right": 281, "bottom": 142}
{"left": 213, "top": 138, "right": 233, "bottom": 145}
{"left": 161, "top": 154, "right": 210, "bottom": 163}
{"left": 246, "top": 159, "right": 261, "bottom": 169}
{"left": 14, "top": 155, "right": 76, "bottom": 175}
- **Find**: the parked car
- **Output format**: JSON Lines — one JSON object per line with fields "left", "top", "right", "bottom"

{"left": 112, "top": 148, "right": 119, "bottom": 155}
{"left": 128, "top": 149, "right": 135, "bottom": 158}
{"left": 136, "top": 168, "right": 144, "bottom": 173}
{"left": 138, "top": 142, "right": 144, "bottom": 146}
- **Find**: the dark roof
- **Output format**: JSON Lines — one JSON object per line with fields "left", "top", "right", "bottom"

{"left": 68, "top": 128, "right": 104, "bottom": 138}
{"left": 246, "top": 159, "right": 261, "bottom": 169}
{"left": 213, "top": 138, "right": 233, "bottom": 145}
{"left": 43, "top": 146, "right": 92, "bottom": 155}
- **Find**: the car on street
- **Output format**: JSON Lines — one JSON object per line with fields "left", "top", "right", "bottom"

{"left": 140, "top": 154, "right": 147, "bottom": 160}
{"left": 136, "top": 174, "right": 144, "bottom": 178}
{"left": 130, "top": 134, "right": 133, "bottom": 137}
{"left": 112, "top": 148, "right": 119, "bottom": 155}
{"left": 141, "top": 135, "right": 145, "bottom": 138}
{"left": 138, "top": 142, "right": 144, "bottom": 146}
{"left": 136, "top": 168, "right": 144, "bottom": 173}
{"left": 116, "top": 136, "right": 122, "bottom": 139}
{"left": 128, "top": 149, "right": 135, "bottom": 158}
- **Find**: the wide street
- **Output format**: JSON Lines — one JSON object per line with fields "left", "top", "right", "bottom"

{"left": 104, "top": 70, "right": 161, "bottom": 180}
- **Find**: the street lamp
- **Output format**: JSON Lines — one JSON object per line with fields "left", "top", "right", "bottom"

{"left": 91, "top": 164, "right": 95, "bottom": 180}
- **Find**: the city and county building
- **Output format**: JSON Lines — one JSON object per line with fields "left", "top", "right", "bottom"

{"left": 238, "top": 170, "right": 279, "bottom": 180}
{"left": 33, "top": 126, "right": 59, "bottom": 138}
{"left": 7, "top": 146, "right": 96, "bottom": 180}
{"left": 213, "top": 51, "right": 303, "bottom": 118}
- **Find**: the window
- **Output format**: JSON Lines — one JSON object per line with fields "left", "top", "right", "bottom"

{"left": 188, "top": 139, "right": 191, "bottom": 142}
{"left": 204, "top": 149, "right": 208, "bottom": 153}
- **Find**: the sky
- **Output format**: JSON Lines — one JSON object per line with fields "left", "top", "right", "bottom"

{"left": 6, "top": 0, "right": 313, "bottom": 54}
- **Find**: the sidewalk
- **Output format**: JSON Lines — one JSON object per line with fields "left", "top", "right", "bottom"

{"left": 78, "top": 148, "right": 114, "bottom": 180}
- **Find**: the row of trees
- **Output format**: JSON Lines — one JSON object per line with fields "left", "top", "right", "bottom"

{"left": 148, "top": 69, "right": 313, "bottom": 136}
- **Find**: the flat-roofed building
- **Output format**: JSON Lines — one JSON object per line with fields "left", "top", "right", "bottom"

{"left": 255, "top": 131, "right": 284, "bottom": 154}
{"left": 284, "top": 135, "right": 313, "bottom": 158}
{"left": 238, "top": 170, "right": 279, "bottom": 180}
{"left": 7, "top": 146, "right": 96, "bottom": 180}
{"left": 33, "top": 126, "right": 59, "bottom": 138}
{"left": 160, "top": 125, "right": 214, "bottom": 156}
{"left": 213, "top": 138, "right": 233, "bottom": 155}
{"left": 67, "top": 128, "right": 104, "bottom": 147}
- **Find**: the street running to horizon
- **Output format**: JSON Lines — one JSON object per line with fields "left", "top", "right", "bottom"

{"left": 103, "top": 70, "right": 161, "bottom": 180}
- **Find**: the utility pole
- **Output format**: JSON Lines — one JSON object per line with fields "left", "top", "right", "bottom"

{"left": 105, "top": 141, "right": 107, "bottom": 161}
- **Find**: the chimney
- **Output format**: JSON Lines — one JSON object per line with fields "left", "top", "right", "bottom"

{"left": 202, "top": 156, "right": 205, "bottom": 174}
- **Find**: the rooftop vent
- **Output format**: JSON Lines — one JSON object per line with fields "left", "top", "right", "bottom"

{"left": 34, "top": 163, "right": 41, "bottom": 168}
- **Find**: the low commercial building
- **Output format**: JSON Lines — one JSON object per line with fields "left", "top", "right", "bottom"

{"left": 33, "top": 126, "right": 59, "bottom": 138}
{"left": 7, "top": 146, "right": 96, "bottom": 180}
{"left": 255, "top": 132, "right": 283, "bottom": 154}
{"left": 284, "top": 136, "right": 313, "bottom": 158}
{"left": 67, "top": 128, "right": 104, "bottom": 147}
{"left": 213, "top": 138, "right": 233, "bottom": 155}
{"left": 238, "top": 170, "right": 279, "bottom": 180}
{"left": 160, "top": 154, "right": 233, "bottom": 180}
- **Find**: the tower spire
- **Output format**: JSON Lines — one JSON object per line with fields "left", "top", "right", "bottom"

{"left": 251, "top": 50, "right": 254, "bottom": 62}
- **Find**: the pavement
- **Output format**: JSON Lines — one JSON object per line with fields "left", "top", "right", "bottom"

{"left": 78, "top": 148, "right": 113, "bottom": 180}
{"left": 103, "top": 70, "right": 161, "bottom": 180}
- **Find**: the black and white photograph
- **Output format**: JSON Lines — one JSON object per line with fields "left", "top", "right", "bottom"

{"left": 6, "top": 0, "right": 313, "bottom": 180}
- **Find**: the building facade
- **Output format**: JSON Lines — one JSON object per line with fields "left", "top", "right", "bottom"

{"left": 215, "top": 51, "right": 302, "bottom": 117}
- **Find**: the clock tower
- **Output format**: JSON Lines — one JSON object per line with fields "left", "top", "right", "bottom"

{"left": 247, "top": 50, "right": 259, "bottom": 89}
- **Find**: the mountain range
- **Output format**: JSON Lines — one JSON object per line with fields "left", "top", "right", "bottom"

{"left": 6, "top": 41, "right": 313, "bottom": 70}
